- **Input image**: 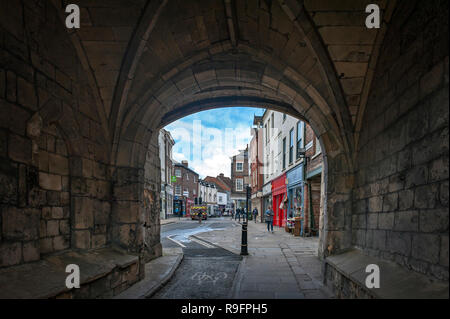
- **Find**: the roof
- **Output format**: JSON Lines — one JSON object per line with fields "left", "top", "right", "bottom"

{"left": 204, "top": 176, "right": 231, "bottom": 192}
{"left": 173, "top": 162, "right": 200, "bottom": 176}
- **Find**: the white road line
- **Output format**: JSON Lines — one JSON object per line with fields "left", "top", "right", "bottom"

{"left": 190, "top": 237, "right": 215, "bottom": 248}
{"left": 167, "top": 235, "right": 186, "bottom": 248}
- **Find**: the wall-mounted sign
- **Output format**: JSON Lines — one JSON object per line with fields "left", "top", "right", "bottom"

{"left": 171, "top": 176, "right": 177, "bottom": 183}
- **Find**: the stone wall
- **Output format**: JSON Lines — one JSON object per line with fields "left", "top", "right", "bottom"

{"left": 0, "top": 1, "right": 111, "bottom": 268}
{"left": 353, "top": 0, "right": 449, "bottom": 281}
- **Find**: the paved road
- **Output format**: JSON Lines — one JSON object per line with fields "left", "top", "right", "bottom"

{"left": 153, "top": 218, "right": 242, "bottom": 299}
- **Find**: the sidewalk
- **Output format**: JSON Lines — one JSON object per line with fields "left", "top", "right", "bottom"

{"left": 160, "top": 217, "right": 185, "bottom": 226}
{"left": 194, "top": 219, "right": 335, "bottom": 299}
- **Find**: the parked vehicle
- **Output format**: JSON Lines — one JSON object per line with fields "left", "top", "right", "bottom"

{"left": 191, "top": 206, "right": 208, "bottom": 220}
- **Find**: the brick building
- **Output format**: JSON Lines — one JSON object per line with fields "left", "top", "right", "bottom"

{"left": 172, "top": 161, "right": 199, "bottom": 217}
{"left": 230, "top": 147, "right": 250, "bottom": 210}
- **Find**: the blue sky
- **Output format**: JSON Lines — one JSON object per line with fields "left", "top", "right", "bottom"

{"left": 165, "top": 107, "right": 265, "bottom": 179}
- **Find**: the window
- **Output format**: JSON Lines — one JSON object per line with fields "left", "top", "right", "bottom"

{"left": 193, "top": 176, "right": 196, "bottom": 183}
{"left": 265, "top": 124, "right": 268, "bottom": 144}
{"left": 315, "top": 137, "right": 322, "bottom": 155}
{"left": 219, "top": 196, "right": 223, "bottom": 202}
{"left": 186, "top": 173, "right": 189, "bottom": 180}
{"left": 289, "top": 128, "right": 294, "bottom": 164}
{"left": 175, "top": 169, "right": 181, "bottom": 178}
{"left": 236, "top": 178, "right": 243, "bottom": 191}
{"left": 175, "top": 185, "right": 181, "bottom": 195}
{"left": 236, "top": 162, "right": 243, "bottom": 172}
{"left": 193, "top": 189, "right": 196, "bottom": 195}
{"left": 296, "top": 121, "right": 303, "bottom": 159}
{"left": 282, "top": 137, "right": 286, "bottom": 170}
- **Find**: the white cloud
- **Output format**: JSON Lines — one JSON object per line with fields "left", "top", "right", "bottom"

{"left": 166, "top": 117, "right": 252, "bottom": 178}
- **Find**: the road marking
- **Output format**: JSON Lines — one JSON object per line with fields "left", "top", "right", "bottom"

{"left": 189, "top": 237, "right": 215, "bottom": 248}
{"left": 167, "top": 235, "right": 186, "bottom": 248}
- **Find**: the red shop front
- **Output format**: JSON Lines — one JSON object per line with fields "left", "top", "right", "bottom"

{"left": 272, "top": 173, "right": 287, "bottom": 227}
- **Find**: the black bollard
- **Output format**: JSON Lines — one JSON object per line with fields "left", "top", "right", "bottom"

{"left": 240, "top": 220, "right": 248, "bottom": 256}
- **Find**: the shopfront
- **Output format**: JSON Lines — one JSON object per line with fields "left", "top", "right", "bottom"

{"left": 173, "top": 196, "right": 184, "bottom": 216}
{"left": 287, "top": 164, "right": 304, "bottom": 235}
{"left": 271, "top": 173, "right": 287, "bottom": 227}
{"left": 262, "top": 183, "right": 272, "bottom": 222}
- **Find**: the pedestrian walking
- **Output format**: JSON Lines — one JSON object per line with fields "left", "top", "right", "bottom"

{"left": 237, "top": 208, "right": 241, "bottom": 222}
{"left": 265, "top": 206, "right": 274, "bottom": 233}
{"left": 252, "top": 208, "right": 258, "bottom": 223}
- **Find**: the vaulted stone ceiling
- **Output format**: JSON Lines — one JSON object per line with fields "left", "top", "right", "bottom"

{"left": 55, "top": 0, "right": 396, "bottom": 162}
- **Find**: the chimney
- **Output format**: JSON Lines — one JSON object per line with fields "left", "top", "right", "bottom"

{"left": 219, "top": 173, "right": 224, "bottom": 178}
{"left": 181, "top": 160, "right": 188, "bottom": 167}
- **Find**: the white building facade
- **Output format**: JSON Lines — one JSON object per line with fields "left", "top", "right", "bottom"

{"left": 158, "top": 129, "right": 175, "bottom": 220}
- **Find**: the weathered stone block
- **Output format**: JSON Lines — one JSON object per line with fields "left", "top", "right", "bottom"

{"left": 17, "top": 77, "right": 37, "bottom": 110}
{"left": 92, "top": 234, "right": 106, "bottom": 248}
{"left": 0, "top": 69, "right": 5, "bottom": 98}
{"left": 8, "top": 134, "right": 31, "bottom": 164}
{"left": 414, "top": 184, "right": 438, "bottom": 209}
{"left": 405, "top": 165, "right": 428, "bottom": 189}
{"left": 419, "top": 209, "right": 449, "bottom": 233}
{"left": 23, "top": 241, "right": 40, "bottom": 262}
{"left": 387, "top": 231, "right": 411, "bottom": 255}
{"left": 46, "top": 220, "right": 59, "bottom": 237}
{"left": 2, "top": 207, "right": 40, "bottom": 241}
{"left": 39, "top": 172, "right": 62, "bottom": 191}
{"left": 412, "top": 233, "right": 440, "bottom": 264}
{"left": 440, "top": 235, "right": 449, "bottom": 267}
{"left": 378, "top": 212, "right": 395, "bottom": 230}
{"left": 367, "top": 213, "right": 378, "bottom": 229}
{"left": 39, "top": 237, "right": 53, "bottom": 254}
{"left": 59, "top": 219, "right": 70, "bottom": 235}
{"left": 73, "top": 197, "right": 94, "bottom": 229}
{"left": 74, "top": 230, "right": 91, "bottom": 249}
{"left": 48, "top": 153, "right": 69, "bottom": 176}
{"left": 368, "top": 196, "right": 383, "bottom": 213}
{"left": 429, "top": 156, "right": 449, "bottom": 183}
{"left": 53, "top": 235, "right": 69, "bottom": 251}
{"left": 46, "top": 191, "right": 61, "bottom": 206}
{"left": 440, "top": 181, "right": 449, "bottom": 207}
{"left": 383, "top": 193, "right": 398, "bottom": 212}
{"left": 394, "top": 210, "right": 419, "bottom": 232}
{"left": 6, "top": 71, "right": 17, "bottom": 102}
{"left": 398, "top": 189, "right": 414, "bottom": 210}
{"left": 0, "top": 242, "right": 22, "bottom": 267}
{"left": 51, "top": 207, "right": 64, "bottom": 219}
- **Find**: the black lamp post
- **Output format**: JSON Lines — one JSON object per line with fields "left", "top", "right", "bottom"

{"left": 240, "top": 185, "right": 251, "bottom": 256}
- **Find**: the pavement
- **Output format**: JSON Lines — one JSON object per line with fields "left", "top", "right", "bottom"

{"left": 160, "top": 217, "right": 184, "bottom": 226}
{"left": 194, "top": 218, "right": 335, "bottom": 299}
